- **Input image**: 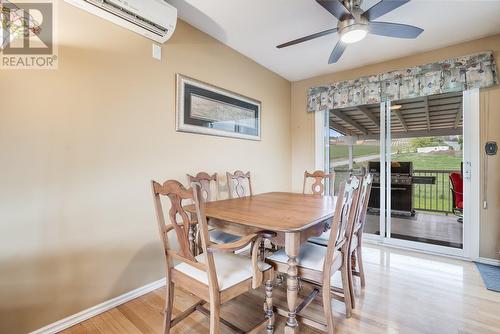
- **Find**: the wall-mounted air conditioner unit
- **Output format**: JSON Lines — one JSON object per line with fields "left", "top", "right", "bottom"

{"left": 65, "top": 0, "right": 177, "bottom": 43}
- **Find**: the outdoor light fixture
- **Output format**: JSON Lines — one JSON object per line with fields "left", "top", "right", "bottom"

{"left": 340, "top": 24, "right": 368, "bottom": 44}
{"left": 391, "top": 104, "right": 403, "bottom": 110}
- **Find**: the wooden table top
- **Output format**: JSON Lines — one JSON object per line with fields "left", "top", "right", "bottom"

{"left": 186, "top": 192, "right": 336, "bottom": 232}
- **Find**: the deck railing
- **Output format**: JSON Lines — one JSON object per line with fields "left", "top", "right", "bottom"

{"left": 412, "top": 169, "right": 459, "bottom": 214}
{"left": 332, "top": 167, "right": 460, "bottom": 214}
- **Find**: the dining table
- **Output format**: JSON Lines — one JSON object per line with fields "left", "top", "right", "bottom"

{"left": 186, "top": 191, "right": 336, "bottom": 333}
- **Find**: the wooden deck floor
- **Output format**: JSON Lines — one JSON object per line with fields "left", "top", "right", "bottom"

{"left": 365, "top": 211, "right": 463, "bottom": 247}
{"left": 61, "top": 245, "right": 500, "bottom": 334}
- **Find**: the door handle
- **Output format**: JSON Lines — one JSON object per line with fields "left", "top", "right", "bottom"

{"left": 464, "top": 161, "right": 472, "bottom": 181}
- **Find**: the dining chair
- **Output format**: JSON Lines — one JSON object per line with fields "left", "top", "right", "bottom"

{"left": 346, "top": 173, "right": 373, "bottom": 305}
{"left": 303, "top": 170, "right": 334, "bottom": 195}
{"left": 226, "top": 170, "right": 275, "bottom": 258}
{"left": 227, "top": 170, "right": 253, "bottom": 199}
{"left": 187, "top": 172, "right": 219, "bottom": 202}
{"left": 152, "top": 179, "right": 275, "bottom": 334}
{"left": 302, "top": 170, "right": 335, "bottom": 251}
{"left": 266, "top": 176, "right": 361, "bottom": 333}
{"left": 187, "top": 172, "right": 240, "bottom": 246}
{"left": 308, "top": 174, "right": 373, "bottom": 309}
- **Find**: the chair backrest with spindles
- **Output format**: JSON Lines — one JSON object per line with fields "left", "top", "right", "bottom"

{"left": 327, "top": 176, "right": 361, "bottom": 249}
{"left": 151, "top": 180, "right": 219, "bottom": 290}
{"left": 353, "top": 173, "right": 373, "bottom": 235}
{"left": 187, "top": 172, "right": 219, "bottom": 202}
{"left": 322, "top": 176, "right": 361, "bottom": 275}
{"left": 226, "top": 170, "right": 253, "bottom": 198}
{"left": 303, "top": 170, "right": 334, "bottom": 195}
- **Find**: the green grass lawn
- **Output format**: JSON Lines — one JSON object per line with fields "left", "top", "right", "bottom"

{"left": 331, "top": 145, "right": 462, "bottom": 170}
{"left": 330, "top": 145, "right": 379, "bottom": 161}
{"left": 392, "top": 152, "right": 462, "bottom": 170}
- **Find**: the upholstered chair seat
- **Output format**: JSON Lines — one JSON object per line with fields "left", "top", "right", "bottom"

{"left": 266, "top": 243, "right": 342, "bottom": 283}
{"left": 308, "top": 230, "right": 358, "bottom": 252}
{"left": 209, "top": 230, "right": 241, "bottom": 245}
{"left": 308, "top": 230, "right": 330, "bottom": 247}
{"left": 176, "top": 252, "right": 271, "bottom": 291}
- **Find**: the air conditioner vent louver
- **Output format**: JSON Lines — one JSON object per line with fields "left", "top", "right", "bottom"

{"left": 65, "top": 0, "right": 177, "bottom": 43}
{"left": 86, "top": 0, "right": 167, "bottom": 37}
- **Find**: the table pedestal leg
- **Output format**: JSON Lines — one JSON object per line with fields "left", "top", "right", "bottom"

{"left": 285, "top": 233, "right": 300, "bottom": 334}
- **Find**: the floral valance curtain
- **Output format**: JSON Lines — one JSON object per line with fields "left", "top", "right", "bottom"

{"left": 307, "top": 51, "right": 498, "bottom": 112}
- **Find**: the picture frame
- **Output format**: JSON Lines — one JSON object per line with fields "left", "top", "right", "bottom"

{"left": 176, "top": 74, "right": 261, "bottom": 141}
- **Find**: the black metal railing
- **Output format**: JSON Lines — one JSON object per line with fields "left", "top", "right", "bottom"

{"left": 413, "top": 169, "right": 459, "bottom": 214}
{"left": 332, "top": 167, "right": 459, "bottom": 214}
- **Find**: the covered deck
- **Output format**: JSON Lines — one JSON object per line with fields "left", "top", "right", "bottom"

{"left": 329, "top": 92, "right": 463, "bottom": 248}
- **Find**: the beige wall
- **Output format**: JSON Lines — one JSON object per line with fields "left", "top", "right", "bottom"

{"left": 291, "top": 34, "right": 500, "bottom": 260}
{"left": 0, "top": 3, "right": 291, "bottom": 333}
{"left": 2, "top": 3, "right": 500, "bottom": 333}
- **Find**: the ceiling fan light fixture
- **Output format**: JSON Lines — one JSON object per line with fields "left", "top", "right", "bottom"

{"left": 340, "top": 25, "right": 368, "bottom": 44}
{"left": 276, "top": 0, "right": 423, "bottom": 64}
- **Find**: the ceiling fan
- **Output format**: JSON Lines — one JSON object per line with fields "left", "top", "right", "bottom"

{"left": 277, "top": 0, "right": 424, "bottom": 64}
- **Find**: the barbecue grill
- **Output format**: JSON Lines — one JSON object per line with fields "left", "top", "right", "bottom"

{"left": 368, "top": 161, "right": 435, "bottom": 216}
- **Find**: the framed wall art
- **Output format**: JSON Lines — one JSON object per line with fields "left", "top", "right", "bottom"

{"left": 176, "top": 74, "right": 261, "bottom": 141}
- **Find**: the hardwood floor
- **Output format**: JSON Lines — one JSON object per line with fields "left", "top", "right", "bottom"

{"left": 61, "top": 245, "right": 500, "bottom": 334}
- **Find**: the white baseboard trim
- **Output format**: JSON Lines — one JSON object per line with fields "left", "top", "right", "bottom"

{"left": 476, "top": 257, "right": 500, "bottom": 267}
{"left": 30, "top": 277, "right": 166, "bottom": 334}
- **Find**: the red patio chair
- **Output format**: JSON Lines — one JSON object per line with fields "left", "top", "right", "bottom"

{"left": 449, "top": 172, "right": 463, "bottom": 223}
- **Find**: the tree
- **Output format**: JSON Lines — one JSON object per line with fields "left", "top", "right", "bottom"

{"left": 457, "top": 136, "right": 463, "bottom": 150}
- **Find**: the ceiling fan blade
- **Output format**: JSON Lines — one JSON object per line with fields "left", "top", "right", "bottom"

{"left": 362, "top": 0, "right": 410, "bottom": 21}
{"left": 329, "top": 41, "right": 347, "bottom": 64}
{"left": 277, "top": 28, "right": 338, "bottom": 48}
{"left": 316, "top": 0, "right": 353, "bottom": 20}
{"left": 369, "top": 22, "right": 423, "bottom": 39}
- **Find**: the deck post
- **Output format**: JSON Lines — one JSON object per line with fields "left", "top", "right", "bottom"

{"left": 347, "top": 136, "right": 354, "bottom": 171}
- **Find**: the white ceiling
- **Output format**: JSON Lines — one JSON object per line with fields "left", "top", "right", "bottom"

{"left": 168, "top": 0, "right": 500, "bottom": 82}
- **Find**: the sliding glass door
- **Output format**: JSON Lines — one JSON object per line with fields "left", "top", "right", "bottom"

{"left": 326, "top": 90, "right": 479, "bottom": 258}
{"left": 379, "top": 95, "right": 467, "bottom": 257}
{"left": 327, "top": 103, "right": 382, "bottom": 238}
